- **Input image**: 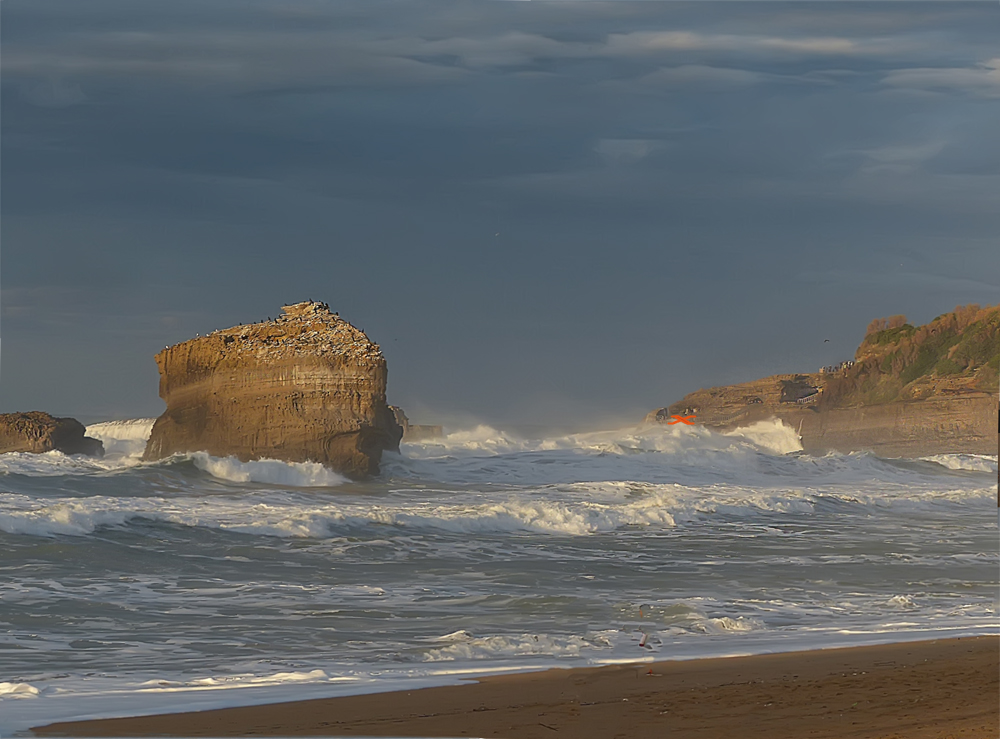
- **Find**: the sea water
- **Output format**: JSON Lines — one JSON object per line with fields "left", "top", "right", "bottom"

{"left": 1, "top": 419, "right": 996, "bottom": 734}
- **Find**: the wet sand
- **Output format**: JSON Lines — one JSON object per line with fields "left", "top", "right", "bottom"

{"left": 35, "top": 636, "right": 998, "bottom": 738}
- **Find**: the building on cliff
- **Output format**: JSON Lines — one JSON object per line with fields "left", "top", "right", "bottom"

{"left": 143, "top": 301, "right": 403, "bottom": 478}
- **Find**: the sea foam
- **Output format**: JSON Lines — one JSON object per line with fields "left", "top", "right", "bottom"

{"left": 0, "top": 474, "right": 990, "bottom": 539}
{"left": 86, "top": 418, "right": 157, "bottom": 458}
{"left": 190, "top": 453, "right": 348, "bottom": 487}
{"left": 3, "top": 413, "right": 996, "bottom": 739}
{"left": 0, "top": 682, "right": 40, "bottom": 699}
{"left": 920, "top": 454, "right": 998, "bottom": 473}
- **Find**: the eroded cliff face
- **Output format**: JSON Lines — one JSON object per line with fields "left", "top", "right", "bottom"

{"left": 0, "top": 412, "right": 104, "bottom": 456}
{"left": 780, "top": 395, "right": 997, "bottom": 457}
{"left": 143, "top": 301, "right": 403, "bottom": 478}
{"left": 647, "top": 375, "right": 998, "bottom": 457}
{"left": 647, "top": 306, "right": 1000, "bottom": 457}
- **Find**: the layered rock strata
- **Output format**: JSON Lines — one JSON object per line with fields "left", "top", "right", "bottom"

{"left": 648, "top": 376, "right": 998, "bottom": 457}
{"left": 0, "top": 411, "right": 104, "bottom": 456}
{"left": 143, "top": 301, "right": 403, "bottom": 478}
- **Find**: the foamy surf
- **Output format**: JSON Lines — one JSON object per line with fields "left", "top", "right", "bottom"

{"left": 189, "top": 453, "right": 349, "bottom": 487}
{"left": 403, "top": 419, "right": 802, "bottom": 458}
{"left": 86, "top": 418, "right": 157, "bottom": 458}
{"left": 0, "top": 476, "right": 991, "bottom": 539}
{"left": 391, "top": 420, "right": 989, "bottom": 489}
{"left": 86, "top": 418, "right": 157, "bottom": 441}
{"left": 0, "top": 682, "right": 40, "bottom": 699}
{"left": 0, "top": 448, "right": 351, "bottom": 487}
{"left": 4, "top": 417, "right": 350, "bottom": 488}
{"left": 920, "top": 453, "right": 998, "bottom": 473}
{"left": 2, "top": 417, "right": 995, "bottom": 737}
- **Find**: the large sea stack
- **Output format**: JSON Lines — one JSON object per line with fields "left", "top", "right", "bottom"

{"left": 0, "top": 411, "right": 104, "bottom": 456}
{"left": 143, "top": 301, "right": 403, "bottom": 478}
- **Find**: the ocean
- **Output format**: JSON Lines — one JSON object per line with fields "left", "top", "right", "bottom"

{"left": 1, "top": 419, "right": 996, "bottom": 735}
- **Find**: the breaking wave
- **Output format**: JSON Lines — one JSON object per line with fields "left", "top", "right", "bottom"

{"left": 3, "top": 418, "right": 992, "bottom": 541}
{"left": 723, "top": 420, "right": 803, "bottom": 455}
{"left": 422, "top": 632, "right": 611, "bottom": 661}
{"left": 921, "top": 454, "right": 997, "bottom": 473}
{"left": 86, "top": 418, "right": 157, "bottom": 442}
{"left": 86, "top": 418, "right": 156, "bottom": 458}
{"left": 402, "top": 419, "right": 801, "bottom": 458}
{"left": 2, "top": 416, "right": 995, "bottom": 737}
{"left": 189, "top": 453, "right": 348, "bottom": 487}
{"left": 0, "top": 448, "right": 348, "bottom": 488}
{"left": 0, "top": 682, "right": 40, "bottom": 699}
{"left": 4, "top": 415, "right": 348, "bottom": 488}
{"left": 0, "top": 478, "right": 989, "bottom": 539}
{"left": 391, "top": 419, "right": 992, "bottom": 489}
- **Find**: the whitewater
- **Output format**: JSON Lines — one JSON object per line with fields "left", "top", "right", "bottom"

{"left": 1, "top": 419, "right": 996, "bottom": 734}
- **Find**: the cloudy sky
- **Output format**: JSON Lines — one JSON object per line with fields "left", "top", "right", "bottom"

{"left": 2, "top": 1, "right": 998, "bottom": 428}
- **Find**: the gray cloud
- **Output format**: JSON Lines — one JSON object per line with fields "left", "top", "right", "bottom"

{"left": 627, "top": 64, "right": 764, "bottom": 89}
{"left": 882, "top": 58, "right": 1000, "bottom": 97}
{"left": 2, "top": 0, "right": 997, "bottom": 425}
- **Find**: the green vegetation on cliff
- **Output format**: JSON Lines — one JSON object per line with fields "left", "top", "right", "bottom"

{"left": 822, "top": 304, "right": 999, "bottom": 407}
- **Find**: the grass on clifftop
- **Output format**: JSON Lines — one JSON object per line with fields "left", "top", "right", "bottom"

{"left": 821, "top": 304, "right": 999, "bottom": 407}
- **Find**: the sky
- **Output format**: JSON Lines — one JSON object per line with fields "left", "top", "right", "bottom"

{"left": 2, "top": 1, "right": 998, "bottom": 428}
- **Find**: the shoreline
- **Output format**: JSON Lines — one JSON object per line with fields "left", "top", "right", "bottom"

{"left": 35, "top": 636, "right": 999, "bottom": 738}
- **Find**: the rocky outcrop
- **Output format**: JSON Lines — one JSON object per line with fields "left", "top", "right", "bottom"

{"left": 389, "top": 405, "right": 444, "bottom": 442}
{"left": 143, "top": 301, "right": 403, "bottom": 478}
{"left": 648, "top": 307, "right": 999, "bottom": 457}
{"left": 778, "top": 395, "right": 997, "bottom": 457}
{"left": 0, "top": 412, "right": 104, "bottom": 456}
{"left": 647, "top": 375, "right": 998, "bottom": 457}
{"left": 389, "top": 406, "right": 410, "bottom": 434}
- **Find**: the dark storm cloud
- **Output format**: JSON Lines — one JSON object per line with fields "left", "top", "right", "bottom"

{"left": 2, "top": 1, "right": 998, "bottom": 425}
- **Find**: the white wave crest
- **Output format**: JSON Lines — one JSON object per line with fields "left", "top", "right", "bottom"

{"left": 0, "top": 450, "right": 142, "bottom": 476}
{"left": 1, "top": 477, "right": 990, "bottom": 539}
{"left": 886, "top": 595, "right": 917, "bottom": 609}
{"left": 0, "top": 499, "right": 137, "bottom": 537}
{"left": 403, "top": 425, "right": 526, "bottom": 456}
{"left": 695, "top": 616, "right": 762, "bottom": 634}
{"left": 724, "top": 420, "right": 803, "bottom": 455}
{"left": 0, "top": 682, "right": 40, "bottom": 699}
{"left": 393, "top": 420, "right": 816, "bottom": 488}
{"left": 86, "top": 418, "right": 156, "bottom": 459}
{"left": 920, "top": 454, "right": 997, "bottom": 473}
{"left": 405, "top": 422, "right": 803, "bottom": 458}
{"left": 0, "top": 446, "right": 347, "bottom": 488}
{"left": 390, "top": 418, "right": 1000, "bottom": 491}
{"left": 422, "top": 632, "right": 610, "bottom": 662}
{"left": 86, "top": 418, "right": 157, "bottom": 442}
{"left": 190, "top": 453, "right": 348, "bottom": 487}
{"left": 82, "top": 422, "right": 349, "bottom": 487}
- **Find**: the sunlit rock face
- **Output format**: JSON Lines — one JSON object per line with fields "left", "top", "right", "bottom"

{"left": 0, "top": 411, "right": 104, "bottom": 457}
{"left": 647, "top": 375, "right": 998, "bottom": 457}
{"left": 143, "top": 301, "right": 403, "bottom": 478}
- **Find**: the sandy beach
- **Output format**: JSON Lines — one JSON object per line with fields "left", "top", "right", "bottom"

{"left": 35, "top": 636, "right": 998, "bottom": 738}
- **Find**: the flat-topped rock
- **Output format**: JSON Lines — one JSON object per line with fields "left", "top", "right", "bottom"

{"left": 0, "top": 411, "right": 104, "bottom": 456}
{"left": 143, "top": 301, "right": 403, "bottom": 478}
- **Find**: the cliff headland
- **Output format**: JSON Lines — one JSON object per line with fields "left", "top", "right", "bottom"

{"left": 648, "top": 305, "right": 999, "bottom": 457}
{"left": 143, "top": 301, "right": 402, "bottom": 478}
